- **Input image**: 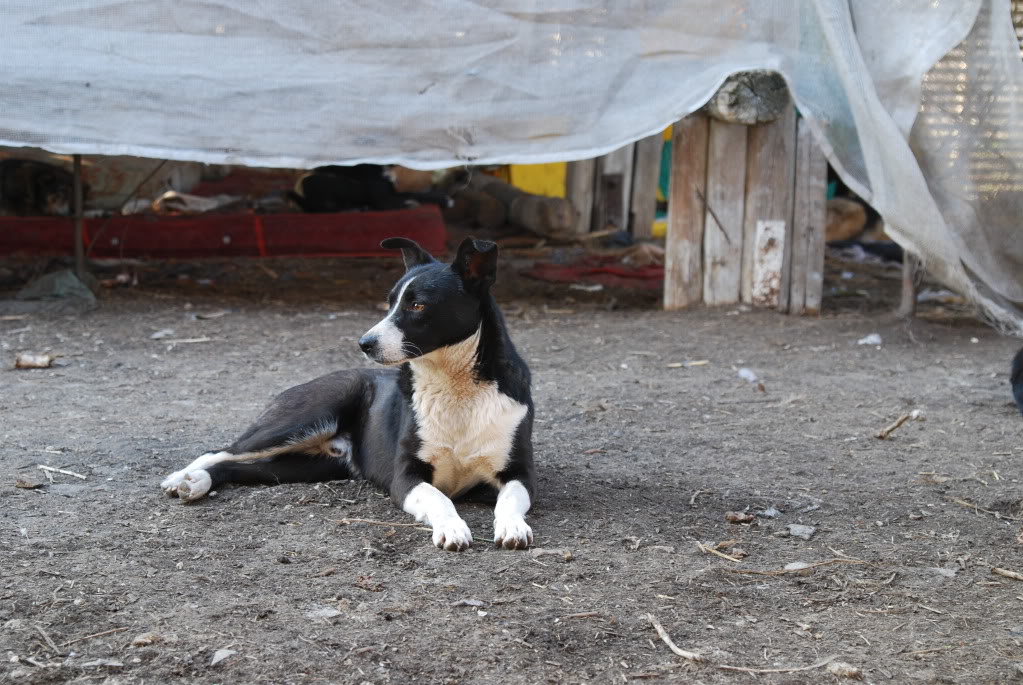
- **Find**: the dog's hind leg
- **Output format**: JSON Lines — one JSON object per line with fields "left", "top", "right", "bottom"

{"left": 161, "top": 434, "right": 356, "bottom": 502}
{"left": 161, "top": 370, "right": 369, "bottom": 502}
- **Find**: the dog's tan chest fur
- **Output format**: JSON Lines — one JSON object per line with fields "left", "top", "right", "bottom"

{"left": 409, "top": 332, "right": 528, "bottom": 497}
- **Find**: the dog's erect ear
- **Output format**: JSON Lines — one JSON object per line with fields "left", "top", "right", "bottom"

{"left": 451, "top": 237, "right": 498, "bottom": 291}
{"left": 380, "top": 237, "right": 436, "bottom": 270}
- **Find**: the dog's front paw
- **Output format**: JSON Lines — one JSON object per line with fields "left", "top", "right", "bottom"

{"left": 432, "top": 517, "right": 473, "bottom": 552}
{"left": 493, "top": 517, "right": 533, "bottom": 550}
{"left": 161, "top": 469, "right": 212, "bottom": 502}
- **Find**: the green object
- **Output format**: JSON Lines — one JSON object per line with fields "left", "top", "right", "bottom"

{"left": 16, "top": 269, "right": 96, "bottom": 303}
{"left": 827, "top": 180, "right": 837, "bottom": 200}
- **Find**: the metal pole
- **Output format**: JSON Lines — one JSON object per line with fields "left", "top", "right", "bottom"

{"left": 72, "top": 154, "right": 85, "bottom": 279}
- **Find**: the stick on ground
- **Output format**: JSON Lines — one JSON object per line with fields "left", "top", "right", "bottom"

{"left": 37, "top": 464, "right": 87, "bottom": 480}
{"left": 646, "top": 614, "right": 704, "bottom": 662}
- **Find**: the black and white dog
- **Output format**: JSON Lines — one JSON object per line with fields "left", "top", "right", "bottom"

{"left": 160, "top": 237, "right": 535, "bottom": 551}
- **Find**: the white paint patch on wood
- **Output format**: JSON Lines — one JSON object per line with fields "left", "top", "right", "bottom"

{"left": 751, "top": 220, "right": 786, "bottom": 309}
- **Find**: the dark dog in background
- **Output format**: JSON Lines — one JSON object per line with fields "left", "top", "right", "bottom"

{"left": 0, "top": 159, "right": 81, "bottom": 216}
{"left": 289, "top": 164, "right": 451, "bottom": 213}
{"left": 161, "top": 237, "right": 536, "bottom": 552}
{"left": 1012, "top": 347, "right": 1023, "bottom": 415}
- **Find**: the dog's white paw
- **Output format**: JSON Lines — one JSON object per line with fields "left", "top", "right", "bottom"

{"left": 493, "top": 516, "right": 533, "bottom": 550}
{"left": 161, "top": 469, "right": 212, "bottom": 502}
{"left": 432, "top": 517, "right": 473, "bottom": 552}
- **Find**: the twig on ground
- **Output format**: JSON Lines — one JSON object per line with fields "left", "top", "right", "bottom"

{"left": 61, "top": 626, "right": 129, "bottom": 647}
{"left": 162, "top": 337, "right": 212, "bottom": 344}
{"left": 947, "top": 497, "right": 1017, "bottom": 521}
{"left": 993, "top": 567, "right": 1023, "bottom": 582}
{"left": 646, "top": 614, "right": 703, "bottom": 662}
{"left": 726, "top": 558, "right": 867, "bottom": 576}
{"left": 35, "top": 624, "right": 61, "bottom": 655}
{"left": 335, "top": 518, "right": 430, "bottom": 532}
{"left": 689, "top": 490, "right": 710, "bottom": 507}
{"left": 696, "top": 542, "right": 742, "bottom": 563}
{"left": 37, "top": 465, "right": 86, "bottom": 480}
{"left": 716, "top": 655, "right": 838, "bottom": 675}
{"left": 876, "top": 411, "right": 919, "bottom": 439}
{"left": 559, "top": 611, "right": 600, "bottom": 620}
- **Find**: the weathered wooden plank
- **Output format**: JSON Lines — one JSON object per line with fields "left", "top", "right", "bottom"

{"left": 565, "top": 159, "right": 597, "bottom": 234}
{"left": 702, "top": 119, "right": 747, "bottom": 306}
{"left": 802, "top": 133, "right": 827, "bottom": 315}
{"left": 664, "top": 115, "right": 709, "bottom": 310}
{"left": 741, "top": 104, "right": 796, "bottom": 306}
{"left": 790, "top": 117, "right": 827, "bottom": 314}
{"left": 596, "top": 143, "right": 635, "bottom": 231}
{"left": 629, "top": 133, "right": 664, "bottom": 239}
{"left": 751, "top": 220, "right": 786, "bottom": 308}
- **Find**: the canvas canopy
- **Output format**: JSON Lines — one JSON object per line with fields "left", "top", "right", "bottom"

{"left": 1, "top": 1, "right": 1021, "bottom": 332}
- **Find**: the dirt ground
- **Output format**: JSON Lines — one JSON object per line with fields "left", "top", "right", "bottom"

{"left": 2, "top": 253, "right": 1022, "bottom": 685}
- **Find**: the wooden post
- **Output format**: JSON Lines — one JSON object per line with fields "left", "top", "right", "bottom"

{"left": 596, "top": 143, "right": 635, "bottom": 231}
{"left": 73, "top": 154, "right": 85, "bottom": 280}
{"left": 751, "top": 220, "right": 787, "bottom": 308}
{"left": 664, "top": 115, "right": 709, "bottom": 310}
{"left": 565, "top": 159, "right": 596, "bottom": 235}
{"left": 897, "top": 250, "right": 919, "bottom": 318}
{"left": 789, "top": 118, "right": 827, "bottom": 314}
{"left": 629, "top": 133, "right": 663, "bottom": 239}
{"left": 702, "top": 120, "right": 747, "bottom": 306}
{"left": 741, "top": 105, "right": 797, "bottom": 306}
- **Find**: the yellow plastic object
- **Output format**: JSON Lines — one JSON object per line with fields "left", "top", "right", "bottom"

{"left": 652, "top": 218, "right": 667, "bottom": 238}
{"left": 508, "top": 162, "right": 567, "bottom": 198}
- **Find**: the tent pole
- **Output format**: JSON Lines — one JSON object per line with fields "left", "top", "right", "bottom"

{"left": 72, "top": 154, "right": 85, "bottom": 279}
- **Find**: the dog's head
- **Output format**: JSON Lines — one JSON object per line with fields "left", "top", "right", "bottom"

{"left": 358, "top": 236, "right": 498, "bottom": 365}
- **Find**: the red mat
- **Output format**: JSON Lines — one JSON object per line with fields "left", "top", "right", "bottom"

{"left": 523, "top": 257, "right": 664, "bottom": 291}
{"left": 0, "top": 206, "right": 446, "bottom": 259}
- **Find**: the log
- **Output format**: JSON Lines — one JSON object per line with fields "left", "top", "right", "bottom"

{"left": 703, "top": 70, "right": 790, "bottom": 125}
{"left": 595, "top": 144, "right": 635, "bottom": 231}
{"left": 467, "top": 173, "right": 577, "bottom": 240}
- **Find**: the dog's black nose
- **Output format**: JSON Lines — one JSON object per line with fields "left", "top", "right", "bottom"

{"left": 358, "top": 336, "right": 376, "bottom": 355}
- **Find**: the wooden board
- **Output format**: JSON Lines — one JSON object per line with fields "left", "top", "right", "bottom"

{"left": 565, "top": 159, "right": 596, "bottom": 234}
{"left": 597, "top": 143, "right": 635, "bottom": 231}
{"left": 630, "top": 133, "right": 664, "bottom": 239}
{"left": 741, "top": 105, "right": 797, "bottom": 307}
{"left": 790, "top": 117, "right": 827, "bottom": 314}
{"left": 751, "top": 220, "right": 786, "bottom": 308}
{"left": 702, "top": 119, "right": 748, "bottom": 306}
{"left": 664, "top": 115, "right": 709, "bottom": 310}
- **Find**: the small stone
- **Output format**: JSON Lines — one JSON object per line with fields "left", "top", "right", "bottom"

{"left": 758, "top": 506, "right": 781, "bottom": 518}
{"left": 530, "top": 548, "right": 573, "bottom": 562}
{"left": 451, "top": 599, "right": 485, "bottom": 608}
{"left": 210, "top": 649, "right": 237, "bottom": 667}
{"left": 784, "top": 561, "right": 815, "bottom": 576}
{"left": 131, "top": 632, "right": 161, "bottom": 647}
{"left": 827, "top": 661, "right": 863, "bottom": 679}
{"left": 305, "top": 607, "right": 342, "bottom": 619}
{"left": 786, "top": 524, "right": 816, "bottom": 540}
{"left": 725, "top": 511, "right": 756, "bottom": 524}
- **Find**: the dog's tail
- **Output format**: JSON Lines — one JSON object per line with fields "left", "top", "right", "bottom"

{"left": 1012, "top": 346, "right": 1023, "bottom": 416}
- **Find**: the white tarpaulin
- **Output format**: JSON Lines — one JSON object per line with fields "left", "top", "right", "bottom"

{"left": 1, "top": 1, "right": 1021, "bottom": 331}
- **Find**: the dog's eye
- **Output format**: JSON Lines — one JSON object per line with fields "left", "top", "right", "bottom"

{"left": 408, "top": 302, "right": 425, "bottom": 312}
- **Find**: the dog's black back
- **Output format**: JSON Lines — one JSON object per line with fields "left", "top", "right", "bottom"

{"left": 289, "top": 164, "right": 449, "bottom": 213}
{"left": 0, "top": 159, "right": 78, "bottom": 216}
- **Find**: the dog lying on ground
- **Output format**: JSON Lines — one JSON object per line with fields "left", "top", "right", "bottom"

{"left": 1013, "top": 347, "right": 1023, "bottom": 415}
{"left": 0, "top": 159, "right": 80, "bottom": 216}
{"left": 161, "top": 237, "right": 535, "bottom": 551}
{"left": 289, "top": 164, "right": 451, "bottom": 213}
